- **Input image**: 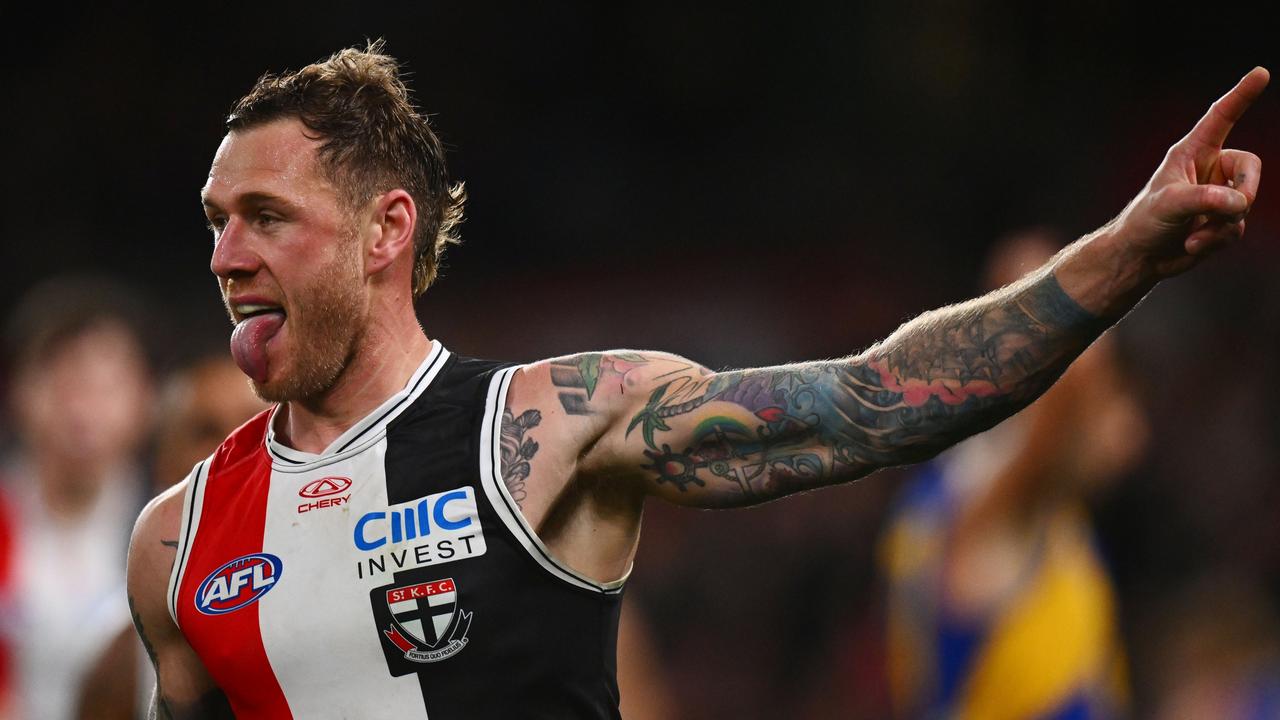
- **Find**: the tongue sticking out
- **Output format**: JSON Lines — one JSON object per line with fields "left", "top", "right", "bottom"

{"left": 230, "top": 312, "right": 286, "bottom": 384}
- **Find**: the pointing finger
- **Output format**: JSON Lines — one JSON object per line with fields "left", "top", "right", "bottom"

{"left": 1180, "top": 67, "right": 1269, "bottom": 152}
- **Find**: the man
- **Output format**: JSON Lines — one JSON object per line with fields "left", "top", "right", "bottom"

{"left": 1, "top": 277, "right": 154, "bottom": 720}
{"left": 127, "top": 42, "right": 1267, "bottom": 718}
{"left": 880, "top": 230, "right": 1148, "bottom": 719}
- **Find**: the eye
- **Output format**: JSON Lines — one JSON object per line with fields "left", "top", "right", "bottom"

{"left": 206, "top": 215, "right": 227, "bottom": 234}
{"left": 255, "top": 212, "right": 281, "bottom": 228}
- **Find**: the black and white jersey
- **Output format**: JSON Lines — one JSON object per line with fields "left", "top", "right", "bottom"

{"left": 167, "top": 343, "right": 626, "bottom": 718}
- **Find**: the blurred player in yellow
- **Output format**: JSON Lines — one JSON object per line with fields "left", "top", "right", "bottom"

{"left": 881, "top": 230, "right": 1149, "bottom": 719}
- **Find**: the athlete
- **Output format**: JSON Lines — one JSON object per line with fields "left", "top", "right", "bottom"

{"left": 127, "top": 43, "right": 1267, "bottom": 719}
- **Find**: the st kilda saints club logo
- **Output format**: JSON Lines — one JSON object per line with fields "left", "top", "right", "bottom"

{"left": 371, "top": 571, "right": 472, "bottom": 673}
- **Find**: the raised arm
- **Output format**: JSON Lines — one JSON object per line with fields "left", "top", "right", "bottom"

{"left": 545, "top": 264, "right": 1099, "bottom": 507}
{"left": 525, "top": 67, "right": 1267, "bottom": 509}
{"left": 127, "top": 484, "right": 233, "bottom": 720}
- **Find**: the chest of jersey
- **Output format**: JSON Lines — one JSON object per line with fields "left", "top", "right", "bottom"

{"left": 168, "top": 351, "right": 624, "bottom": 719}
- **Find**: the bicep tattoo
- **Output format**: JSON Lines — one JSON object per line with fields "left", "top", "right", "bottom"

{"left": 499, "top": 408, "right": 541, "bottom": 509}
{"left": 550, "top": 352, "right": 654, "bottom": 415}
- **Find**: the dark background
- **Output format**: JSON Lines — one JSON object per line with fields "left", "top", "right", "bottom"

{"left": 2, "top": 3, "right": 1277, "bottom": 716}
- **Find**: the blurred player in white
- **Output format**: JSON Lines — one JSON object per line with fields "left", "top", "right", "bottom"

{"left": 1, "top": 278, "right": 153, "bottom": 720}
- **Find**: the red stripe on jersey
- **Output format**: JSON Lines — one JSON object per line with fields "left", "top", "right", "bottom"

{"left": 0, "top": 488, "right": 14, "bottom": 709}
{"left": 176, "top": 411, "right": 292, "bottom": 718}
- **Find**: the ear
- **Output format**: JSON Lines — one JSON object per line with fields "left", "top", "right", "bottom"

{"left": 363, "top": 189, "right": 417, "bottom": 278}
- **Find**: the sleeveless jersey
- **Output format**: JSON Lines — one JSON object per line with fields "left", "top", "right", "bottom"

{"left": 167, "top": 344, "right": 626, "bottom": 719}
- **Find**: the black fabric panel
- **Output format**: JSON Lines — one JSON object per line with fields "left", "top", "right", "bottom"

{"left": 384, "top": 354, "right": 509, "bottom": 505}
{"left": 380, "top": 355, "right": 623, "bottom": 719}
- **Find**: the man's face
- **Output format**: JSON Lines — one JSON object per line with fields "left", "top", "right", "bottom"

{"left": 202, "top": 118, "right": 368, "bottom": 402}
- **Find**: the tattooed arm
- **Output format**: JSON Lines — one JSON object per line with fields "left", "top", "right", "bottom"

{"left": 127, "top": 483, "right": 233, "bottom": 720}
{"left": 545, "top": 266, "right": 1102, "bottom": 507}
{"left": 516, "top": 68, "right": 1267, "bottom": 510}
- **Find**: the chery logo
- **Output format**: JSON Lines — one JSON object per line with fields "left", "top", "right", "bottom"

{"left": 298, "top": 477, "right": 353, "bottom": 514}
{"left": 300, "top": 477, "right": 352, "bottom": 498}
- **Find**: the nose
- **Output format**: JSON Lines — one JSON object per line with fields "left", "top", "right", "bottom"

{"left": 209, "top": 217, "right": 260, "bottom": 279}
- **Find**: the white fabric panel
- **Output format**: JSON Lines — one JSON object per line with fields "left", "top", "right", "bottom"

{"left": 168, "top": 460, "right": 210, "bottom": 625}
{"left": 257, "top": 439, "right": 431, "bottom": 718}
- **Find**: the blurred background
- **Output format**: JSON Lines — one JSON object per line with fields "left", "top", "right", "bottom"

{"left": 1, "top": 2, "right": 1277, "bottom": 718}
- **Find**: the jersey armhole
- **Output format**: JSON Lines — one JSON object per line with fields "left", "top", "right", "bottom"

{"left": 166, "top": 459, "right": 210, "bottom": 626}
{"left": 478, "top": 365, "right": 630, "bottom": 595}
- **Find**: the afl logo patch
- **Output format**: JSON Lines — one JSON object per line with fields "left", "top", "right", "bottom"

{"left": 299, "top": 476, "right": 352, "bottom": 499}
{"left": 195, "top": 553, "right": 283, "bottom": 615}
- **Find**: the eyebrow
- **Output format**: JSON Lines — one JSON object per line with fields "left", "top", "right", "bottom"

{"left": 200, "top": 191, "right": 297, "bottom": 213}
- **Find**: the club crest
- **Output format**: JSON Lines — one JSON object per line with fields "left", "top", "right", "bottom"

{"left": 371, "top": 574, "right": 472, "bottom": 671}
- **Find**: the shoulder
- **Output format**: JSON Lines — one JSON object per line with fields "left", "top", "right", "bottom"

{"left": 126, "top": 476, "right": 225, "bottom": 708}
{"left": 129, "top": 479, "right": 189, "bottom": 579}
{"left": 504, "top": 350, "right": 710, "bottom": 478}
{"left": 508, "top": 350, "right": 705, "bottom": 416}
{"left": 127, "top": 477, "right": 191, "bottom": 651}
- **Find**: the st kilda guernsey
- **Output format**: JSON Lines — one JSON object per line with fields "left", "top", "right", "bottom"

{"left": 167, "top": 344, "right": 626, "bottom": 718}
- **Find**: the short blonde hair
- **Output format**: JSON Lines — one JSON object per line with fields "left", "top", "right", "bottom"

{"left": 228, "top": 40, "right": 464, "bottom": 296}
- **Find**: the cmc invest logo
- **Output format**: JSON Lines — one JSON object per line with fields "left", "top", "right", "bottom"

{"left": 299, "top": 477, "right": 352, "bottom": 499}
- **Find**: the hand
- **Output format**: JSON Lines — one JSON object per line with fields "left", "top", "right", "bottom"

{"left": 1110, "top": 67, "right": 1268, "bottom": 279}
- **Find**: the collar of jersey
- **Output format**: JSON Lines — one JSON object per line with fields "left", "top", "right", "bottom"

{"left": 265, "top": 341, "right": 450, "bottom": 469}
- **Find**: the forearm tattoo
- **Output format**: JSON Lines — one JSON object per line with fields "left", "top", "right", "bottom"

{"left": 130, "top": 594, "right": 162, "bottom": 689}
{"left": 606, "top": 271, "right": 1102, "bottom": 506}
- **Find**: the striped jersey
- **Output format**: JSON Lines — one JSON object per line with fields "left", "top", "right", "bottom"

{"left": 167, "top": 344, "right": 626, "bottom": 719}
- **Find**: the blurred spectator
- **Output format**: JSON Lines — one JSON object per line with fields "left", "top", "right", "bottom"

{"left": 0, "top": 277, "right": 154, "bottom": 720}
{"left": 879, "top": 230, "right": 1147, "bottom": 719}
{"left": 149, "top": 356, "right": 268, "bottom": 494}
{"left": 75, "top": 354, "right": 266, "bottom": 719}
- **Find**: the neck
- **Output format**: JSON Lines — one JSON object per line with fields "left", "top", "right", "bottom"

{"left": 276, "top": 317, "right": 432, "bottom": 454}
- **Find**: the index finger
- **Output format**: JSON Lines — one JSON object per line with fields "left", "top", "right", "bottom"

{"left": 1181, "top": 66, "right": 1270, "bottom": 151}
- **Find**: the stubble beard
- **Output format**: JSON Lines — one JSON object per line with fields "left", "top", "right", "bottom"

{"left": 251, "top": 245, "right": 366, "bottom": 404}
